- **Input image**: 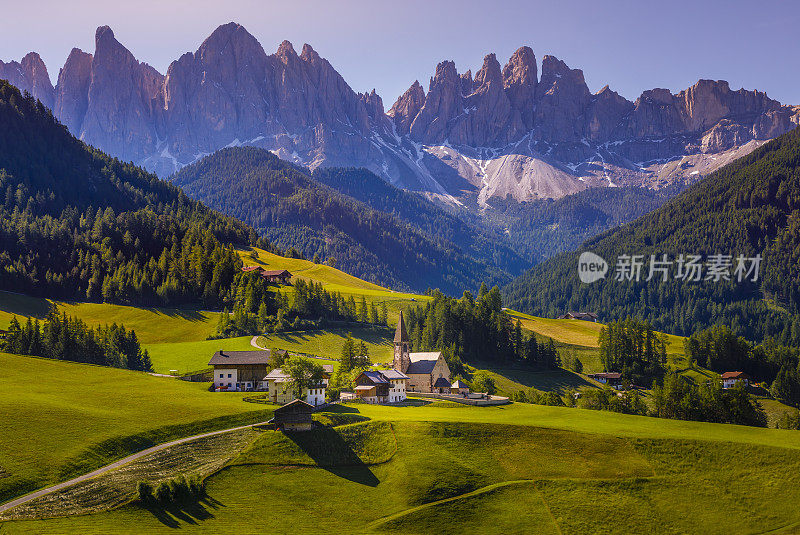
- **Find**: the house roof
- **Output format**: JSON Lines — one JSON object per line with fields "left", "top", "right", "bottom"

{"left": 265, "top": 368, "right": 289, "bottom": 380}
{"left": 360, "top": 370, "right": 389, "bottom": 384}
{"left": 261, "top": 269, "right": 291, "bottom": 277}
{"left": 381, "top": 369, "right": 409, "bottom": 380}
{"left": 559, "top": 311, "right": 598, "bottom": 319}
{"left": 721, "top": 371, "right": 750, "bottom": 379}
{"left": 355, "top": 385, "right": 376, "bottom": 392}
{"left": 208, "top": 350, "right": 271, "bottom": 366}
{"left": 273, "top": 399, "right": 313, "bottom": 414}
{"left": 451, "top": 380, "right": 467, "bottom": 389}
{"left": 394, "top": 311, "right": 409, "bottom": 343}
{"left": 589, "top": 372, "right": 622, "bottom": 380}
{"left": 433, "top": 377, "right": 451, "bottom": 388}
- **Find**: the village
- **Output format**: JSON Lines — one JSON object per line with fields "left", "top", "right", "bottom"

{"left": 208, "top": 311, "right": 510, "bottom": 430}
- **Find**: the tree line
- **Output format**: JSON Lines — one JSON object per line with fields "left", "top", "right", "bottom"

{"left": 0, "top": 80, "right": 275, "bottom": 308}
{"left": 213, "top": 274, "right": 390, "bottom": 338}
{"left": 504, "top": 126, "right": 800, "bottom": 347}
{"left": 2, "top": 312, "right": 152, "bottom": 371}
{"left": 404, "top": 284, "right": 560, "bottom": 375}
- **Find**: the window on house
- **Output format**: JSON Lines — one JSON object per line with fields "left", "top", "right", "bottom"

{"left": 228, "top": 373, "right": 232, "bottom": 378}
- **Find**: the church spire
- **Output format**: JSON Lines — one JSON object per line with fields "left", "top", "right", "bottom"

{"left": 394, "top": 310, "right": 409, "bottom": 343}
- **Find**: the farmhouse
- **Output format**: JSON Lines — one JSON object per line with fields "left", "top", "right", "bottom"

{"left": 269, "top": 399, "right": 314, "bottom": 431}
{"left": 392, "top": 311, "right": 451, "bottom": 393}
{"left": 588, "top": 372, "right": 623, "bottom": 389}
{"left": 264, "top": 364, "right": 333, "bottom": 406}
{"left": 208, "top": 350, "right": 271, "bottom": 392}
{"left": 557, "top": 311, "right": 598, "bottom": 322}
{"left": 721, "top": 371, "right": 751, "bottom": 389}
{"left": 241, "top": 265, "right": 292, "bottom": 284}
{"left": 354, "top": 369, "right": 409, "bottom": 404}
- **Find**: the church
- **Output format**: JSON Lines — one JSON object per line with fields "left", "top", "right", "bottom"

{"left": 392, "top": 311, "right": 451, "bottom": 393}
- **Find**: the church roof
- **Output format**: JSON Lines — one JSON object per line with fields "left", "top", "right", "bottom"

{"left": 394, "top": 311, "right": 409, "bottom": 343}
{"left": 403, "top": 351, "right": 442, "bottom": 375}
{"left": 410, "top": 352, "right": 441, "bottom": 361}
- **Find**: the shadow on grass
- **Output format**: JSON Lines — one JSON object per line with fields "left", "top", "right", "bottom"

{"left": 269, "top": 326, "right": 392, "bottom": 347}
{"left": 469, "top": 363, "right": 596, "bottom": 392}
{"left": 145, "top": 496, "right": 224, "bottom": 528}
{"left": 284, "top": 428, "right": 379, "bottom": 487}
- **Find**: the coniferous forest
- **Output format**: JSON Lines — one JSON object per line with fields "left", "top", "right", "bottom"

{"left": 504, "top": 126, "right": 800, "bottom": 346}
{"left": 0, "top": 80, "right": 272, "bottom": 307}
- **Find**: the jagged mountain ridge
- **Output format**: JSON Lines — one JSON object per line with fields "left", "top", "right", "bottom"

{"left": 2, "top": 23, "right": 798, "bottom": 203}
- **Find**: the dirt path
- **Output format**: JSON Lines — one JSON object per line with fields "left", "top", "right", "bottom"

{"left": 0, "top": 421, "right": 270, "bottom": 515}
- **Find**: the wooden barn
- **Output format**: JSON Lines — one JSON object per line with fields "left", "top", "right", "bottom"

{"left": 270, "top": 399, "right": 314, "bottom": 431}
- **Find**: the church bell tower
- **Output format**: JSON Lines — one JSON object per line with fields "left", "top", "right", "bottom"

{"left": 393, "top": 311, "right": 411, "bottom": 373}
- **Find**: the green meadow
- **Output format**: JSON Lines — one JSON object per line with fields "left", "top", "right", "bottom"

{"left": 0, "top": 353, "right": 271, "bottom": 505}
{"left": 4, "top": 401, "right": 800, "bottom": 534}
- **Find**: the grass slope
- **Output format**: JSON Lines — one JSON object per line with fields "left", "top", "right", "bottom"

{"left": 0, "top": 291, "right": 219, "bottom": 345}
{"left": 5, "top": 406, "right": 800, "bottom": 534}
{"left": 0, "top": 354, "right": 271, "bottom": 504}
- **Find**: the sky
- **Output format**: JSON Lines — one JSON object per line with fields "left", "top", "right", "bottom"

{"left": 1, "top": 0, "right": 798, "bottom": 106}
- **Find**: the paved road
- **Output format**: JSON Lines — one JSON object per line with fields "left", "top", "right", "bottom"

{"left": 0, "top": 421, "right": 270, "bottom": 515}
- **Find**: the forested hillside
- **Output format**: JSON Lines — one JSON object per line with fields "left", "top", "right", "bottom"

{"left": 486, "top": 185, "right": 683, "bottom": 262}
{"left": 0, "top": 80, "right": 269, "bottom": 306}
{"left": 504, "top": 126, "right": 800, "bottom": 346}
{"left": 171, "top": 147, "right": 511, "bottom": 294}
{"left": 312, "top": 167, "right": 527, "bottom": 274}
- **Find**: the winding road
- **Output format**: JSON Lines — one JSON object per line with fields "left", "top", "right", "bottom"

{"left": 0, "top": 420, "right": 270, "bottom": 515}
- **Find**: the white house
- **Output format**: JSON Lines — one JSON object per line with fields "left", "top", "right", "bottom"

{"left": 264, "top": 365, "right": 332, "bottom": 406}
{"left": 208, "top": 350, "right": 271, "bottom": 392}
{"left": 721, "top": 371, "right": 751, "bottom": 389}
{"left": 354, "top": 369, "right": 409, "bottom": 404}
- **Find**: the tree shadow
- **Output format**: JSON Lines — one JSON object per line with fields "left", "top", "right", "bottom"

{"left": 284, "top": 428, "right": 379, "bottom": 487}
{"left": 143, "top": 496, "right": 224, "bottom": 528}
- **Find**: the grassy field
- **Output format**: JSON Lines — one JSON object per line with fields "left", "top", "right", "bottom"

{"left": 0, "top": 353, "right": 272, "bottom": 505}
{"left": 238, "top": 247, "right": 431, "bottom": 324}
{"left": 5, "top": 401, "right": 800, "bottom": 534}
{"left": 0, "top": 291, "right": 219, "bottom": 344}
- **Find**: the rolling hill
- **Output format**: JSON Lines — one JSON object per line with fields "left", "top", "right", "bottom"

{"left": 504, "top": 126, "right": 800, "bottom": 346}
{"left": 170, "top": 147, "right": 516, "bottom": 294}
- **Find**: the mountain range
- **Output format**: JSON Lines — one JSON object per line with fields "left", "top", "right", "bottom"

{"left": 2, "top": 23, "right": 798, "bottom": 206}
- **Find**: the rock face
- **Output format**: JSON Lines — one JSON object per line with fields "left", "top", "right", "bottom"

{"left": 3, "top": 23, "right": 799, "bottom": 203}
{"left": 0, "top": 52, "right": 54, "bottom": 109}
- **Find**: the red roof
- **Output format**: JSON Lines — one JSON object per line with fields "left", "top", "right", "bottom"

{"left": 721, "top": 371, "right": 750, "bottom": 380}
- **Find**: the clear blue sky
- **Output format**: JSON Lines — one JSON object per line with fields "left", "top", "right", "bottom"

{"left": 1, "top": 0, "right": 798, "bottom": 106}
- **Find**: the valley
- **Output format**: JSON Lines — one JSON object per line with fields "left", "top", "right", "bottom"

{"left": 2, "top": 8, "right": 800, "bottom": 533}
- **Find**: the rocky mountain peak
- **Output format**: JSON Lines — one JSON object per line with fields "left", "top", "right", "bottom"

{"left": 300, "top": 43, "right": 320, "bottom": 62}
{"left": 409, "top": 60, "right": 463, "bottom": 143}
{"left": 473, "top": 53, "right": 502, "bottom": 89}
{"left": 0, "top": 52, "right": 55, "bottom": 109}
{"left": 54, "top": 48, "right": 93, "bottom": 133}
{"left": 502, "top": 46, "right": 537, "bottom": 128}
{"left": 388, "top": 80, "right": 426, "bottom": 135}
{"left": 276, "top": 40, "right": 298, "bottom": 61}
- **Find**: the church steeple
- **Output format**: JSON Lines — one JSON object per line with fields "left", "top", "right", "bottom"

{"left": 393, "top": 311, "right": 411, "bottom": 373}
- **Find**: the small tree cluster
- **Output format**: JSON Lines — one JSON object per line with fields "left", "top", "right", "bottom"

{"left": 137, "top": 475, "right": 205, "bottom": 507}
